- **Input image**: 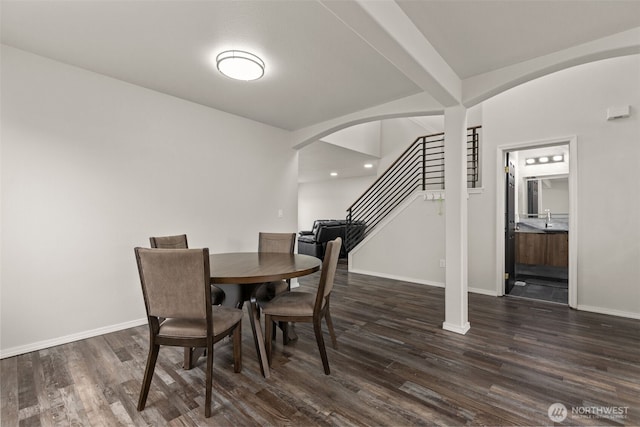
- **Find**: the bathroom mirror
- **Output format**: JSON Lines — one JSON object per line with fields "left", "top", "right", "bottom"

{"left": 522, "top": 175, "right": 569, "bottom": 217}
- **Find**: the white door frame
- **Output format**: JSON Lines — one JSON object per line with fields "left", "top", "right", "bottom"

{"left": 495, "top": 136, "right": 578, "bottom": 308}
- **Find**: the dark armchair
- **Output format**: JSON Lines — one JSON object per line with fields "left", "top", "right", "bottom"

{"left": 297, "top": 220, "right": 363, "bottom": 259}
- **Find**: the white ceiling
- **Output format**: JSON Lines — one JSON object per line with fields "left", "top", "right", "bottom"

{"left": 3, "top": 0, "right": 639, "bottom": 132}
{"left": 0, "top": 0, "right": 419, "bottom": 131}
{"left": 298, "top": 141, "right": 379, "bottom": 184}
{"left": 2, "top": 1, "right": 639, "bottom": 183}
{"left": 397, "top": 0, "right": 640, "bottom": 78}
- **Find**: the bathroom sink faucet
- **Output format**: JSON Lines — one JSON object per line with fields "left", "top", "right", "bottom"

{"left": 545, "top": 209, "right": 551, "bottom": 228}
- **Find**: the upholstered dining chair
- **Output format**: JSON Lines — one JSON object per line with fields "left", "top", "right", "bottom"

{"left": 262, "top": 237, "right": 341, "bottom": 375}
{"left": 255, "top": 232, "right": 296, "bottom": 296}
{"left": 134, "top": 247, "right": 242, "bottom": 418}
{"left": 150, "top": 235, "right": 226, "bottom": 306}
{"left": 150, "top": 234, "right": 226, "bottom": 370}
{"left": 255, "top": 232, "right": 296, "bottom": 343}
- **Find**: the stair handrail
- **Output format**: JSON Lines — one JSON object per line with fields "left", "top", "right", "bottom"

{"left": 347, "top": 132, "right": 440, "bottom": 211}
{"left": 345, "top": 126, "right": 481, "bottom": 252}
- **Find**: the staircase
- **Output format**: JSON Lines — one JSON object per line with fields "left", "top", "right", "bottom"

{"left": 345, "top": 126, "right": 481, "bottom": 252}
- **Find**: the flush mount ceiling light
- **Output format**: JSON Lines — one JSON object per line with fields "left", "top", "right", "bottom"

{"left": 364, "top": 163, "right": 373, "bottom": 168}
{"left": 330, "top": 172, "right": 338, "bottom": 177}
{"left": 216, "top": 50, "right": 265, "bottom": 81}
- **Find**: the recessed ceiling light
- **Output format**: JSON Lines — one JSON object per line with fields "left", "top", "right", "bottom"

{"left": 330, "top": 172, "right": 338, "bottom": 177}
{"left": 216, "top": 50, "right": 265, "bottom": 81}
{"left": 364, "top": 163, "right": 373, "bottom": 168}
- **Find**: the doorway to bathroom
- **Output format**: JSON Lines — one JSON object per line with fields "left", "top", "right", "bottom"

{"left": 498, "top": 137, "right": 577, "bottom": 307}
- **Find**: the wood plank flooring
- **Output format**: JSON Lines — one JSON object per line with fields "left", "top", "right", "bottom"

{"left": 2, "top": 263, "right": 639, "bottom": 426}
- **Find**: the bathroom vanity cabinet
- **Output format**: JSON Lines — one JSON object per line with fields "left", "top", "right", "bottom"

{"left": 516, "top": 231, "right": 568, "bottom": 267}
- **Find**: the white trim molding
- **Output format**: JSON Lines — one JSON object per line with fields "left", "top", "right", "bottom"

{"left": 348, "top": 268, "right": 445, "bottom": 288}
{"left": 442, "top": 321, "right": 471, "bottom": 335}
{"left": 495, "top": 136, "right": 578, "bottom": 307}
{"left": 577, "top": 305, "right": 640, "bottom": 321}
{"left": 347, "top": 268, "right": 500, "bottom": 298}
{"left": 468, "top": 287, "right": 498, "bottom": 297}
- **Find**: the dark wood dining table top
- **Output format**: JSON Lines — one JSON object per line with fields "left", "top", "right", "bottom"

{"left": 209, "top": 252, "right": 321, "bottom": 285}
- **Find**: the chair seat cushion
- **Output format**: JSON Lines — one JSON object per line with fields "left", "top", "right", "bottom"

{"left": 261, "top": 291, "right": 320, "bottom": 317}
{"left": 159, "top": 305, "right": 242, "bottom": 338}
{"left": 255, "top": 280, "right": 289, "bottom": 304}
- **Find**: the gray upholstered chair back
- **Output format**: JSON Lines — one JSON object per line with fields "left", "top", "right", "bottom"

{"left": 149, "top": 234, "right": 188, "bottom": 249}
{"left": 315, "top": 237, "right": 341, "bottom": 310}
{"left": 149, "top": 234, "right": 225, "bottom": 311}
{"left": 136, "top": 248, "right": 211, "bottom": 320}
{"left": 258, "top": 232, "right": 295, "bottom": 254}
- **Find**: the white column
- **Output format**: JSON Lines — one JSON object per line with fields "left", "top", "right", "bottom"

{"left": 442, "top": 105, "right": 470, "bottom": 335}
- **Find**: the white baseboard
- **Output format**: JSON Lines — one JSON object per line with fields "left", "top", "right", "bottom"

{"left": 3, "top": 303, "right": 635, "bottom": 360}
{"left": 442, "top": 321, "right": 471, "bottom": 335}
{"left": 347, "top": 268, "right": 499, "bottom": 298}
{"left": 468, "top": 286, "right": 498, "bottom": 297}
{"left": 577, "top": 305, "right": 640, "bottom": 320}
{"left": 347, "top": 268, "right": 445, "bottom": 288}
{"left": 0, "top": 318, "right": 148, "bottom": 359}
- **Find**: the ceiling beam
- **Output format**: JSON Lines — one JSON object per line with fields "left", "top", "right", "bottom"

{"left": 320, "top": 0, "right": 461, "bottom": 107}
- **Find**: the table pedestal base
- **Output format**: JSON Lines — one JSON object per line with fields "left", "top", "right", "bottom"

{"left": 247, "top": 295, "right": 270, "bottom": 378}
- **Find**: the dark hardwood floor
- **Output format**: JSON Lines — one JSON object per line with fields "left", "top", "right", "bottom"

{"left": 2, "top": 263, "right": 639, "bottom": 426}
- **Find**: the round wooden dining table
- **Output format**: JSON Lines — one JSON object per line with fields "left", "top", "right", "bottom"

{"left": 209, "top": 252, "right": 321, "bottom": 378}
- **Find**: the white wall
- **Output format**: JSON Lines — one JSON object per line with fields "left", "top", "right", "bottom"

{"left": 297, "top": 117, "right": 431, "bottom": 232}
{"left": 347, "top": 55, "right": 640, "bottom": 316}
{"left": 344, "top": 114, "right": 493, "bottom": 294}
{"left": 298, "top": 176, "right": 375, "bottom": 231}
{"left": 378, "top": 118, "right": 428, "bottom": 172}
{"left": 321, "top": 121, "right": 381, "bottom": 157}
{"left": 350, "top": 193, "right": 446, "bottom": 287}
{"left": 473, "top": 54, "right": 640, "bottom": 317}
{"left": 1, "top": 46, "right": 298, "bottom": 356}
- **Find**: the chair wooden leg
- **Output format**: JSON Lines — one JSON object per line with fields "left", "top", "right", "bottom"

{"left": 324, "top": 309, "right": 338, "bottom": 349}
{"left": 265, "top": 314, "right": 273, "bottom": 367}
{"left": 281, "top": 321, "right": 289, "bottom": 345}
{"left": 204, "top": 340, "right": 214, "bottom": 418}
{"left": 184, "top": 347, "right": 206, "bottom": 370}
{"left": 138, "top": 343, "right": 160, "bottom": 411}
{"left": 313, "top": 318, "right": 330, "bottom": 375}
{"left": 183, "top": 347, "right": 192, "bottom": 369}
{"left": 284, "top": 322, "right": 298, "bottom": 344}
{"left": 232, "top": 323, "right": 242, "bottom": 373}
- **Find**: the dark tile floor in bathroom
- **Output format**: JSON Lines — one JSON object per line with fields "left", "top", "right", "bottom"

{"left": 507, "top": 276, "right": 568, "bottom": 304}
{"left": 508, "top": 264, "right": 569, "bottom": 304}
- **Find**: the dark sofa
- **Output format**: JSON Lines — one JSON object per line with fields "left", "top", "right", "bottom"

{"left": 298, "top": 219, "right": 365, "bottom": 259}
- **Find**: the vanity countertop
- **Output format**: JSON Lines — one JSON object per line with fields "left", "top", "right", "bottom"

{"left": 516, "top": 218, "right": 568, "bottom": 233}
